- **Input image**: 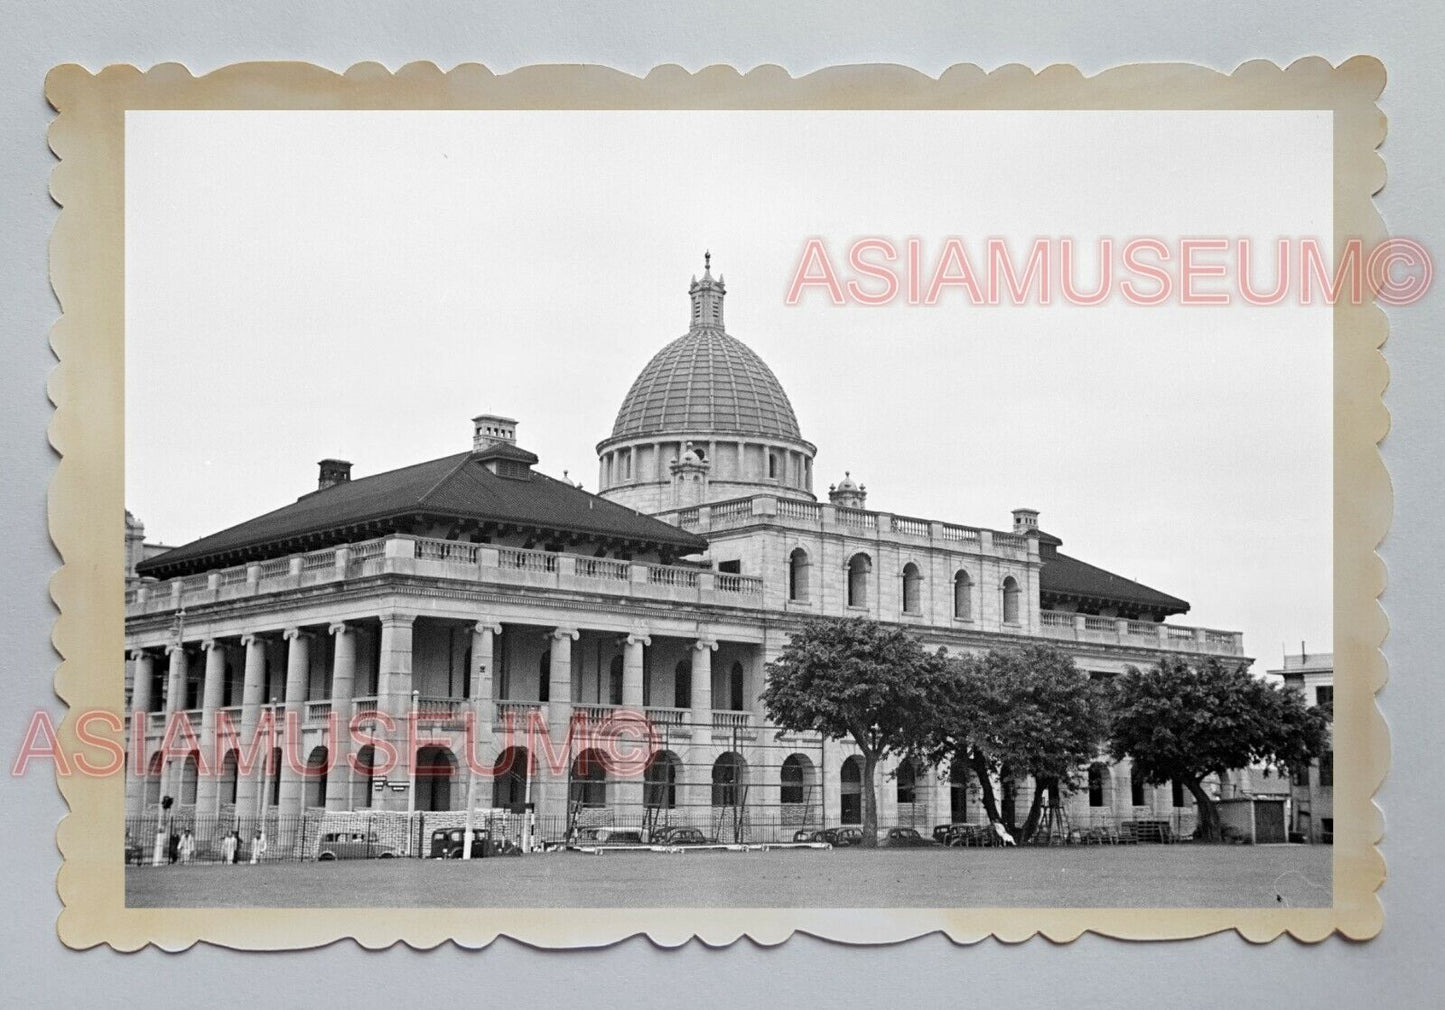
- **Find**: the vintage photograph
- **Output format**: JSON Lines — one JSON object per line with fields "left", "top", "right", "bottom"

{"left": 44, "top": 61, "right": 1388, "bottom": 947}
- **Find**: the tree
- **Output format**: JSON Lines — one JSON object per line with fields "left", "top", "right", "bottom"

{"left": 921, "top": 646, "right": 1108, "bottom": 843}
{"left": 762, "top": 617, "right": 947, "bottom": 847}
{"left": 1109, "top": 656, "right": 1328, "bottom": 841}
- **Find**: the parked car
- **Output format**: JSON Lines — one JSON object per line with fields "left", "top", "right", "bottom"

{"left": 825, "top": 827, "right": 865, "bottom": 847}
{"left": 574, "top": 826, "right": 644, "bottom": 845}
{"left": 792, "top": 829, "right": 827, "bottom": 843}
{"left": 942, "top": 824, "right": 999, "bottom": 847}
{"left": 318, "top": 831, "right": 399, "bottom": 860}
{"left": 879, "top": 826, "right": 939, "bottom": 847}
{"left": 653, "top": 826, "right": 709, "bottom": 845}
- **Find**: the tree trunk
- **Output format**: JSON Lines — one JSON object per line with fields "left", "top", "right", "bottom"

{"left": 1000, "top": 767, "right": 1018, "bottom": 835}
{"left": 1187, "top": 779, "right": 1222, "bottom": 842}
{"left": 969, "top": 749, "right": 1002, "bottom": 825}
{"left": 860, "top": 750, "right": 880, "bottom": 847}
{"left": 1019, "top": 776, "right": 1048, "bottom": 844}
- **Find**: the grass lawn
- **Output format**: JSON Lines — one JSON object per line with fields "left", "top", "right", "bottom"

{"left": 126, "top": 843, "right": 1332, "bottom": 909}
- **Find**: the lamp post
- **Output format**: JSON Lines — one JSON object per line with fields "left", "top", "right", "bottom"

{"left": 462, "top": 665, "right": 485, "bottom": 860}
{"left": 406, "top": 689, "right": 419, "bottom": 855}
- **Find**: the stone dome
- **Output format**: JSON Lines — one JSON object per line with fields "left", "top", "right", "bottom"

{"left": 610, "top": 328, "right": 803, "bottom": 441}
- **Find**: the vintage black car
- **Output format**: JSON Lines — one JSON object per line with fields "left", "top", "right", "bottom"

{"left": 653, "top": 826, "right": 709, "bottom": 845}
{"left": 879, "top": 826, "right": 939, "bottom": 848}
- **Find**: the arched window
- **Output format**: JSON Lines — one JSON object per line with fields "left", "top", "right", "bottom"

{"left": 847, "top": 553, "right": 871, "bottom": 608}
{"left": 144, "top": 751, "right": 163, "bottom": 808}
{"left": 901, "top": 562, "right": 922, "bottom": 614}
{"left": 492, "top": 746, "right": 529, "bottom": 809}
{"left": 219, "top": 750, "right": 239, "bottom": 806}
{"left": 673, "top": 659, "right": 691, "bottom": 709}
{"left": 712, "top": 752, "right": 746, "bottom": 807}
{"left": 953, "top": 570, "right": 973, "bottom": 620}
{"left": 353, "top": 745, "right": 376, "bottom": 809}
{"left": 415, "top": 745, "right": 456, "bottom": 812}
{"left": 1088, "top": 763, "right": 1107, "bottom": 807}
{"left": 179, "top": 752, "right": 199, "bottom": 806}
{"left": 788, "top": 547, "right": 810, "bottom": 602}
{"left": 538, "top": 650, "right": 551, "bottom": 703}
{"left": 728, "top": 661, "right": 745, "bottom": 711}
{"left": 950, "top": 756, "right": 969, "bottom": 823}
{"left": 780, "top": 754, "right": 815, "bottom": 805}
{"left": 644, "top": 751, "right": 680, "bottom": 809}
{"left": 896, "top": 758, "right": 917, "bottom": 804}
{"left": 305, "top": 746, "right": 329, "bottom": 808}
{"left": 840, "top": 756, "right": 864, "bottom": 825}
{"left": 1001, "top": 575, "right": 1021, "bottom": 625}
{"left": 768, "top": 452, "right": 779, "bottom": 479}
{"left": 607, "top": 654, "right": 624, "bottom": 706}
{"left": 570, "top": 748, "right": 607, "bottom": 808}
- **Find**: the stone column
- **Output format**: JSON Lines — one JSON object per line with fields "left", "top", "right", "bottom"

{"left": 324, "top": 622, "right": 356, "bottom": 811}
{"left": 615, "top": 632, "right": 650, "bottom": 818}
{"left": 540, "top": 628, "right": 578, "bottom": 824}
{"left": 160, "top": 644, "right": 188, "bottom": 802}
{"left": 277, "top": 628, "right": 310, "bottom": 838}
{"left": 373, "top": 614, "right": 414, "bottom": 811}
{"left": 469, "top": 622, "right": 501, "bottom": 762}
{"left": 126, "top": 650, "right": 155, "bottom": 818}
{"left": 233, "top": 634, "right": 267, "bottom": 816}
{"left": 686, "top": 637, "right": 718, "bottom": 815}
{"left": 193, "top": 639, "right": 228, "bottom": 827}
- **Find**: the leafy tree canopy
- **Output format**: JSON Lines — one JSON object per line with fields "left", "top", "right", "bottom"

{"left": 1109, "top": 656, "right": 1328, "bottom": 787}
{"left": 761, "top": 617, "right": 946, "bottom": 756}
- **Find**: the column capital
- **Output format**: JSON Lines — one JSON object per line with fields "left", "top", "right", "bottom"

{"left": 380, "top": 612, "right": 416, "bottom": 629}
{"left": 201, "top": 638, "right": 223, "bottom": 652}
{"left": 551, "top": 627, "right": 580, "bottom": 642}
{"left": 239, "top": 633, "right": 263, "bottom": 648}
{"left": 692, "top": 637, "right": 719, "bottom": 652}
{"left": 626, "top": 631, "right": 652, "bottom": 648}
{"left": 328, "top": 621, "right": 352, "bottom": 637}
{"left": 282, "top": 627, "right": 309, "bottom": 641}
{"left": 473, "top": 621, "right": 503, "bottom": 636}
{"left": 164, "top": 642, "right": 186, "bottom": 656}
{"left": 128, "top": 648, "right": 153, "bottom": 663}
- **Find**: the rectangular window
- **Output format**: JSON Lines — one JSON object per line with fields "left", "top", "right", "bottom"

{"left": 1171, "top": 780, "right": 1186, "bottom": 808}
{"left": 1315, "top": 685, "right": 1334, "bottom": 708}
{"left": 1319, "top": 750, "right": 1333, "bottom": 787}
{"left": 1130, "top": 774, "right": 1145, "bottom": 807}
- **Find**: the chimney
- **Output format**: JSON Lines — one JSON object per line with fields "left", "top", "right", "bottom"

{"left": 472, "top": 413, "right": 518, "bottom": 452}
{"left": 1012, "top": 508, "right": 1040, "bottom": 533}
{"left": 317, "top": 458, "right": 352, "bottom": 491}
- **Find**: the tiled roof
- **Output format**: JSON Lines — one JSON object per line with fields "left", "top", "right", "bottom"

{"left": 1038, "top": 548, "right": 1190, "bottom": 615}
{"left": 136, "top": 449, "right": 707, "bottom": 577}
{"left": 610, "top": 329, "right": 803, "bottom": 441}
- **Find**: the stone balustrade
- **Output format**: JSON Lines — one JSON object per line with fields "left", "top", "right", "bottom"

{"left": 1037, "top": 608, "right": 1243, "bottom": 656}
{"left": 126, "top": 534, "right": 767, "bottom": 618}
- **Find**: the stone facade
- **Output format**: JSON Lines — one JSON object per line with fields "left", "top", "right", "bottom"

{"left": 124, "top": 259, "right": 1245, "bottom": 851}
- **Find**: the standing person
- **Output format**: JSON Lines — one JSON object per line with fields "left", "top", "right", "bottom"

{"left": 179, "top": 829, "right": 195, "bottom": 864}
{"left": 250, "top": 830, "right": 267, "bottom": 865}
{"left": 222, "top": 830, "right": 238, "bottom": 864}
{"left": 167, "top": 829, "right": 180, "bottom": 864}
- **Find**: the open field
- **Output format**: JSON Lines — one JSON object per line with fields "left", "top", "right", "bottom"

{"left": 126, "top": 844, "right": 1332, "bottom": 909}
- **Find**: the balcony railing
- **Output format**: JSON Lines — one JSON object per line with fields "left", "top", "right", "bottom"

{"left": 1037, "top": 610, "right": 1244, "bottom": 656}
{"left": 128, "top": 534, "right": 767, "bottom": 619}
{"left": 493, "top": 700, "right": 543, "bottom": 729}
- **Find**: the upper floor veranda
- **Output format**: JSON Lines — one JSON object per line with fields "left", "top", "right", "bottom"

{"left": 125, "top": 521, "right": 1245, "bottom": 660}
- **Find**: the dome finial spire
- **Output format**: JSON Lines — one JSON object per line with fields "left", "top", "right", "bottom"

{"left": 689, "top": 251, "right": 724, "bottom": 329}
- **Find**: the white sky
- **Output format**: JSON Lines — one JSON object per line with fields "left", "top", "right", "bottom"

{"left": 126, "top": 110, "right": 1333, "bottom": 672}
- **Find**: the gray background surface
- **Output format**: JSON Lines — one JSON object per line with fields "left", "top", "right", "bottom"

{"left": 0, "top": 2, "right": 1439, "bottom": 1004}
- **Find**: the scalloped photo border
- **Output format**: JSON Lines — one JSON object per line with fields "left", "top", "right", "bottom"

{"left": 45, "top": 58, "right": 1390, "bottom": 950}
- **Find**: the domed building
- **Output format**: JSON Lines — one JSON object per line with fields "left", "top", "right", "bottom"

{"left": 122, "top": 255, "right": 1247, "bottom": 856}
{"left": 597, "top": 255, "right": 817, "bottom": 513}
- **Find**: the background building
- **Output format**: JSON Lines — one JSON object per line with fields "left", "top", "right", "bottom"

{"left": 124, "top": 260, "right": 1249, "bottom": 852}
{"left": 1273, "top": 648, "right": 1334, "bottom": 843}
